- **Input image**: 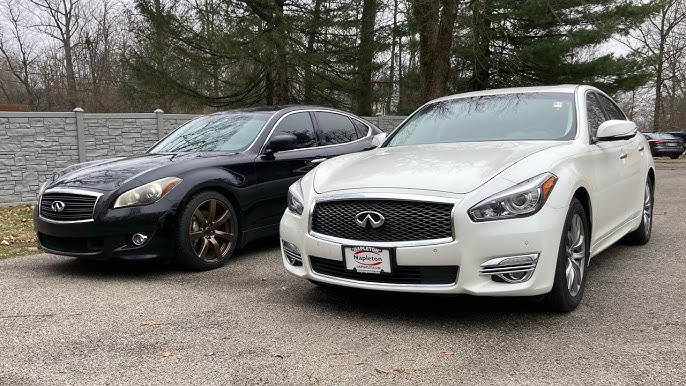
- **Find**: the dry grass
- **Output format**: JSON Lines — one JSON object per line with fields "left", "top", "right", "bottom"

{"left": 0, "top": 204, "right": 39, "bottom": 258}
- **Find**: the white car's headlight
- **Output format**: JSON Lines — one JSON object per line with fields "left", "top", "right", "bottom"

{"left": 469, "top": 173, "right": 557, "bottom": 222}
{"left": 287, "top": 179, "right": 304, "bottom": 215}
{"left": 113, "top": 177, "right": 182, "bottom": 209}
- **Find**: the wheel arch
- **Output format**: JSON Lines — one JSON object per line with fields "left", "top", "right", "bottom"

{"left": 572, "top": 186, "right": 592, "bottom": 238}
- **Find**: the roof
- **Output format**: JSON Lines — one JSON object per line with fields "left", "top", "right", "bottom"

{"left": 432, "top": 85, "right": 582, "bottom": 103}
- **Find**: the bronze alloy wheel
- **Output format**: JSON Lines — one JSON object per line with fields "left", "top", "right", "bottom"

{"left": 189, "top": 199, "right": 236, "bottom": 262}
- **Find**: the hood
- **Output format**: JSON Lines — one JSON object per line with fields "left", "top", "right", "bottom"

{"left": 313, "top": 142, "right": 565, "bottom": 194}
{"left": 49, "top": 153, "right": 236, "bottom": 191}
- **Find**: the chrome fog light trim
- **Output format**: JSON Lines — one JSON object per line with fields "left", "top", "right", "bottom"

{"left": 479, "top": 253, "right": 539, "bottom": 283}
{"left": 282, "top": 240, "right": 303, "bottom": 266}
{"left": 132, "top": 233, "right": 149, "bottom": 246}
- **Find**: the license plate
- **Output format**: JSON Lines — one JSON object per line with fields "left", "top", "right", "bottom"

{"left": 667, "top": 142, "right": 677, "bottom": 146}
{"left": 344, "top": 246, "right": 391, "bottom": 274}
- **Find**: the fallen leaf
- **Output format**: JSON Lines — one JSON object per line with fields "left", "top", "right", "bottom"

{"left": 353, "top": 361, "right": 365, "bottom": 366}
{"left": 281, "top": 286, "right": 287, "bottom": 291}
{"left": 374, "top": 368, "right": 390, "bottom": 374}
{"left": 162, "top": 350, "right": 173, "bottom": 357}
{"left": 272, "top": 353, "right": 284, "bottom": 358}
{"left": 0, "top": 240, "right": 10, "bottom": 246}
{"left": 21, "top": 219, "right": 27, "bottom": 223}
{"left": 440, "top": 350, "right": 455, "bottom": 357}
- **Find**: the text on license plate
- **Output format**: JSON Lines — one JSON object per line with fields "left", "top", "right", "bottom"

{"left": 344, "top": 246, "right": 391, "bottom": 274}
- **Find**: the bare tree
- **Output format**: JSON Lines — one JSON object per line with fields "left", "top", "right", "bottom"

{"left": 0, "top": 0, "right": 38, "bottom": 106}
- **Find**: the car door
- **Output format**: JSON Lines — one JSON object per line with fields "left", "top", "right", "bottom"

{"left": 312, "top": 111, "right": 374, "bottom": 158}
{"left": 596, "top": 92, "right": 645, "bottom": 220}
{"left": 584, "top": 91, "right": 631, "bottom": 243}
{"left": 251, "top": 111, "right": 328, "bottom": 228}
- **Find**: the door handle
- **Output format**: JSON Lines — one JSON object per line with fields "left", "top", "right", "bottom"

{"left": 311, "top": 158, "right": 327, "bottom": 164}
{"left": 638, "top": 145, "right": 645, "bottom": 152}
{"left": 619, "top": 153, "right": 628, "bottom": 160}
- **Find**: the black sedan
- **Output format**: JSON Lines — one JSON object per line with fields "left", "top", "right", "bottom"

{"left": 34, "top": 106, "right": 384, "bottom": 270}
{"left": 644, "top": 132, "right": 684, "bottom": 159}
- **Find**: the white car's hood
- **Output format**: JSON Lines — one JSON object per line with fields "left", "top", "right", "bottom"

{"left": 313, "top": 141, "right": 564, "bottom": 194}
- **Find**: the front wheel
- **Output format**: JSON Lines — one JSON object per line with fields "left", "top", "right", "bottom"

{"left": 545, "top": 198, "right": 590, "bottom": 312}
{"left": 670, "top": 155, "right": 679, "bottom": 159}
{"left": 624, "top": 178, "right": 653, "bottom": 245}
{"left": 176, "top": 191, "right": 238, "bottom": 270}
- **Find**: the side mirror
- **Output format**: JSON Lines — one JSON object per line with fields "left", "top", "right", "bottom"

{"left": 596, "top": 120, "right": 637, "bottom": 141}
{"left": 266, "top": 134, "right": 298, "bottom": 153}
{"left": 371, "top": 132, "right": 387, "bottom": 148}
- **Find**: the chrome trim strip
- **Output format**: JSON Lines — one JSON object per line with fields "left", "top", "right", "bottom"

{"left": 310, "top": 271, "right": 456, "bottom": 289}
{"left": 310, "top": 231, "right": 454, "bottom": 248}
{"left": 38, "top": 188, "right": 103, "bottom": 224}
{"left": 259, "top": 109, "right": 373, "bottom": 155}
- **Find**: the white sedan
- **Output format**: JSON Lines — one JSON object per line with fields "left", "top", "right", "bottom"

{"left": 279, "top": 85, "right": 654, "bottom": 312}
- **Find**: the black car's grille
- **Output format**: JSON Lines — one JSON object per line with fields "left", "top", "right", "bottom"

{"left": 40, "top": 192, "right": 98, "bottom": 222}
{"left": 310, "top": 256, "right": 458, "bottom": 285}
{"left": 311, "top": 200, "right": 454, "bottom": 242}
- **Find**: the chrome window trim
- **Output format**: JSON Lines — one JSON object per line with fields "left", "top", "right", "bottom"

{"left": 307, "top": 192, "right": 457, "bottom": 246}
{"left": 259, "top": 109, "right": 373, "bottom": 155}
{"left": 39, "top": 188, "right": 103, "bottom": 224}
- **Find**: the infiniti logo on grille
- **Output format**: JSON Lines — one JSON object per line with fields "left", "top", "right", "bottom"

{"left": 51, "top": 201, "right": 65, "bottom": 213}
{"left": 355, "top": 211, "right": 385, "bottom": 229}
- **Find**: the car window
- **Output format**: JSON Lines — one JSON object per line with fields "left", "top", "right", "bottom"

{"left": 597, "top": 94, "right": 626, "bottom": 121}
{"left": 315, "top": 112, "right": 360, "bottom": 145}
{"left": 270, "top": 112, "right": 317, "bottom": 149}
{"left": 586, "top": 92, "right": 606, "bottom": 138}
{"left": 386, "top": 92, "right": 576, "bottom": 146}
{"left": 352, "top": 119, "right": 370, "bottom": 138}
{"left": 149, "top": 113, "right": 271, "bottom": 153}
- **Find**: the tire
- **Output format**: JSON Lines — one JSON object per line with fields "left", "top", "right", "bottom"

{"left": 624, "top": 178, "right": 654, "bottom": 245}
{"left": 175, "top": 191, "right": 238, "bottom": 270}
{"left": 544, "top": 198, "right": 590, "bottom": 312}
{"left": 670, "top": 155, "right": 679, "bottom": 159}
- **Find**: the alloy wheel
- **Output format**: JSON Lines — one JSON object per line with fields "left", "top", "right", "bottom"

{"left": 565, "top": 213, "right": 586, "bottom": 297}
{"left": 189, "top": 199, "right": 235, "bottom": 262}
{"left": 643, "top": 183, "right": 652, "bottom": 235}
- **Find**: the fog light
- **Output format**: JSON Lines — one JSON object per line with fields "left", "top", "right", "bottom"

{"left": 132, "top": 233, "right": 149, "bottom": 246}
{"left": 479, "top": 253, "right": 539, "bottom": 283}
{"left": 282, "top": 240, "right": 302, "bottom": 266}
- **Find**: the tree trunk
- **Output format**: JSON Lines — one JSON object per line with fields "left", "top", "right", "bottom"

{"left": 272, "top": 0, "right": 289, "bottom": 104}
{"left": 470, "top": 0, "right": 491, "bottom": 90}
{"left": 385, "top": 0, "right": 398, "bottom": 114}
{"left": 411, "top": 0, "right": 458, "bottom": 103}
{"left": 304, "top": 0, "right": 323, "bottom": 103}
{"left": 353, "top": 0, "right": 377, "bottom": 115}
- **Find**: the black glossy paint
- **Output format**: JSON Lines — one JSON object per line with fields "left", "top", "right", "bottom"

{"left": 34, "top": 106, "right": 382, "bottom": 261}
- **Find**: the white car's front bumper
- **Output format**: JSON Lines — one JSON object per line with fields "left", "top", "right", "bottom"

{"left": 280, "top": 197, "right": 568, "bottom": 296}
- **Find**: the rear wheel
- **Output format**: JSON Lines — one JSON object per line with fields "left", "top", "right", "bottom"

{"left": 176, "top": 191, "right": 238, "bottom": 270}
{"left": 545, "top": 198, "right": 590, "bottom": 312}
{"left": 624, "top": 178, "right": 653, "bottom": 245}
{"left": 670, "top": 155, "right": 679, "bottom": 159}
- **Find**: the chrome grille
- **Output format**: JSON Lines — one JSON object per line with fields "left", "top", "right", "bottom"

{"left": 40, "top": 192, "right": 98, "bottom": 222}
{"left": 311, "top": 200, "right": 454, "bottom": 242}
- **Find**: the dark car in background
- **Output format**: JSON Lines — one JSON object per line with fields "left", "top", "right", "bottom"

{"left": 668, "top": 131, "right": 686, "bottom": 144}
{"left": 34, "top": 106, "right": 385, "bottom": 270}
{"left": 644, "top": 133, "right": 684, "bottom": 159}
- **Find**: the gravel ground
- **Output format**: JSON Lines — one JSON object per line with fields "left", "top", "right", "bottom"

{"left": 1, "top": 161, "right": 684, "bottom": 385}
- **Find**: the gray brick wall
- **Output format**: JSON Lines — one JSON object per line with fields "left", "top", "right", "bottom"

{"left": 0, "top": 110, "right": 405, "bottom": 205}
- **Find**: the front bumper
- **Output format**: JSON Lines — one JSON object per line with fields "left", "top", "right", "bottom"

{"left": 280, "top": 199, "right": 568, "bottom": 296}
{"left": 34, "top": 198, "right": 179, "bottom": 261}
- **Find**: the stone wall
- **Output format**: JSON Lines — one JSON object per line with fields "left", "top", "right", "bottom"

{"left": 0, "top": 110, "right": 405, "bottom": 205}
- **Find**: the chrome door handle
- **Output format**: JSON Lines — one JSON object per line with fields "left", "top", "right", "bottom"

{"left": 311, "top": 158, "right": 327, "bottom": 164}
{"left": 638, "top": 145, "right": 645, "bottom": 152}
{"left": 619, "top": 153, "right": 628, "bottom": 160}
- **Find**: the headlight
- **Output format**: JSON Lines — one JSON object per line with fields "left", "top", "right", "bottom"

{"left": 469, "top": 173, "right": 557, "bottom": 222}
{"left": 113, "top": 177, "right": 182, "bottom": 208}
{"left": 287, "top": 179, "right": 304, "bottom": 215}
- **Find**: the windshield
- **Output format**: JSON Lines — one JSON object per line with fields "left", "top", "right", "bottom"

{"left": 386, "top": 92, "right": 576, "bottom": 147}
{"left": 149, "top": 112, "right": 272, "bottom": 153}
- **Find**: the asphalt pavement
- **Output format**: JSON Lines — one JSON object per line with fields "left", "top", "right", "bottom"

{"left": 1, "top": 161, "right": 684, "bottom": 385}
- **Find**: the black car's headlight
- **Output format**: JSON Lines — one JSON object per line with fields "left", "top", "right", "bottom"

{"left": 469, "top": 173, "right": 557, "bottom": 222}
{"left": 113, "top": 177, "right": 182, "bottom": 209}
{"left": 287, "top": 179, "right": 304, "bottom": 215}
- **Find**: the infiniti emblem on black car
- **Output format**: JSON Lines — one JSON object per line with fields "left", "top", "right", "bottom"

{"left": 51, "top": 201, "right": 65, "bottom": 213}
{"left": 355, "top": 211, "right": 385, "bottom": 229}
